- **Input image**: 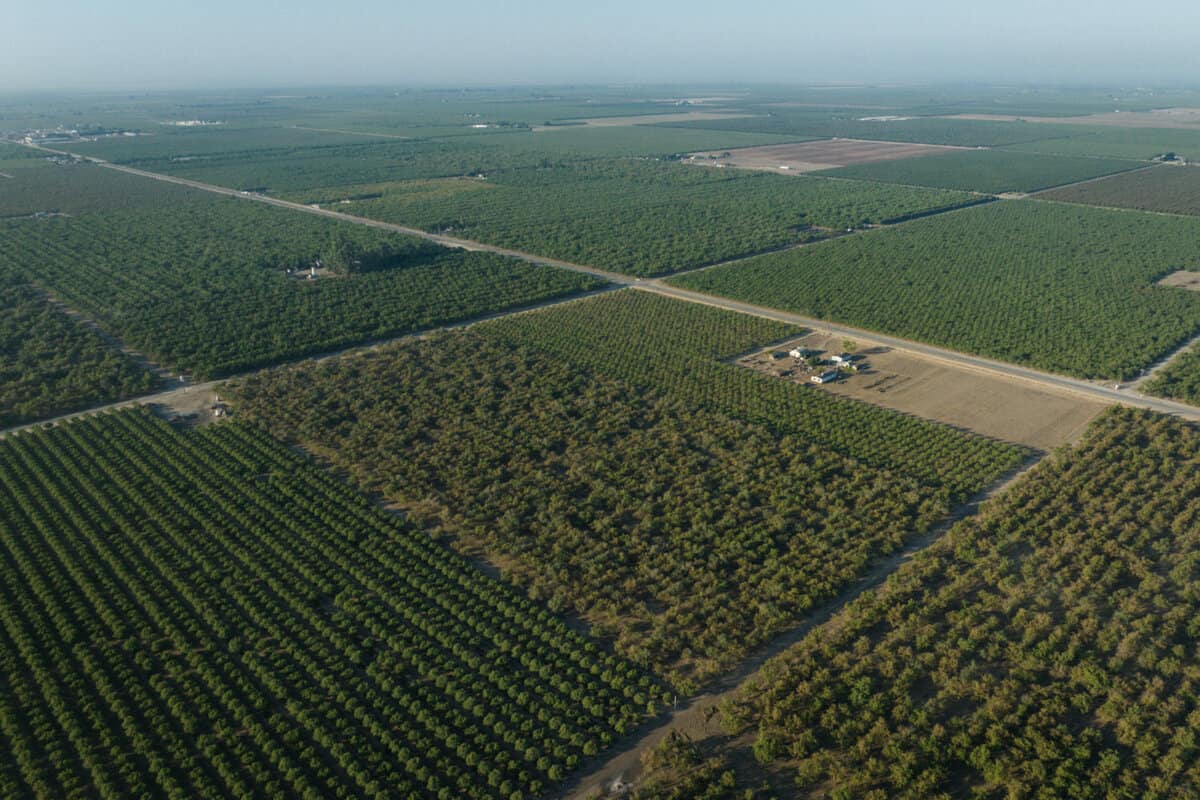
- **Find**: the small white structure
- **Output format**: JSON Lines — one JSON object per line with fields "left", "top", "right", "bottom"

{"left": 831, "top": 353, "right": 853, "bottom": 365}
{"left": 788, "top": 347, "right": 809, "bottom": 359}
{"left": 811, "top": 370, "right": 840, "bottom": 385}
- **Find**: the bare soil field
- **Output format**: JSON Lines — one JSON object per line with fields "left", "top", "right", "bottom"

{"left": 1158, "top": 270, "right": 1200, "bottom": 291}
{"left": 951, "top": 109, "right": 1200, "bottom": 129}
{"left": 739, "top": 331, "right": 1105, "bottom": 450}
{"left": 685, "top": 138, "right": 965, "bottom": 174}
{"left": 531, "top": 111, "right": 756, "bottom": 131}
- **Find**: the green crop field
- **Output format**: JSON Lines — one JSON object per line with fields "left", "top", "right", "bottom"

{"left": 1039, "top": 164, "right": 1200, "bottom": 215}
{"left": 284, "top": 161, "right": 982, "bottom": 276}
{"left": 681, "top": 408, "right": 1200, "bottom": 799}
{"left": 1003, "top": 126, "right": 1200, "bottom": 160}
{"left": 0, "top": 409, "right": 659, "bottom": 799}
{"left": 0, "top": 193, "right": 601, "bottom": 378}
{"left": 77, "top": 138, "right": 547, "bottom": 194}
{"left": 0, "top": 160, "right": 194, "bottom": 218}
{"left": 44, "top": 125, "right": 383, "bottom": 161}
{"left": 479, "top": 291, "right": 1025, "bottom": 496}
{"left": 51, "top": 127, "right": 804, "bottom": 195}
{"left": 815, "top": 149, "right": 1142, "bottom": 194}
{"left": 229, "top": 291, "right": 1023, "bottom": 686}
{"left": 670, "top": 200, "right": 1200, "bottom": 380}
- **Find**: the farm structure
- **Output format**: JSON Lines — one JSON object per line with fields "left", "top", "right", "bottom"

{"left": 737, "top": 331, "right": 1104, "bottom": 450}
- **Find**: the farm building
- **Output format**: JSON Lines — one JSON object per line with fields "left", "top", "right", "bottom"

{"left": 831, "top": 353, "right": 854, "bottom": 365}
{"left": 789, "top": 347, "right": 814, "bottom": 359}
{"left": 811, "top": 370, "right": 840, "bottom": 385}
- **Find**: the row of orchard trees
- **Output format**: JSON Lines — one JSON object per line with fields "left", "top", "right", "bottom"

{"left": 326, "top": 159, "right": 980, "bottom": 277}
{"left": 708, "top": 407, "right": 1200, "bottom": 798}
{"left": 672, "top": 200, "right": 1200, "bottom": 381}
{"left": 0, "top": 197, "right": 600, "bottom": 378}
{"left": 0, "top": 408, "right": 662, "bottom": 799}
{"left": 483, "top": 291, "right": 1027, "bottom": 498}
{"left": 228, "top": 295, "right": 1021, "bottom": 689}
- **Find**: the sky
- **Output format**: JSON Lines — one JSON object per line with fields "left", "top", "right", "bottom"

{"left": 4, "top": 0, "right": 1199, "bottom": 91}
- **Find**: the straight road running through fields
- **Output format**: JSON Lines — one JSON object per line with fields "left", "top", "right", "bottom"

{"left": 19, "top": 141, "right": 1200, "bottom": 428}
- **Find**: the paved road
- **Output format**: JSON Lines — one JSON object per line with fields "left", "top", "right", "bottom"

{"left": 639, "top": 282, "right": 1200, "bottom": 421}
{"left": 21, "top": 142, "right": 1200, "bottom": 427}
{"left": 62, "top": 153, "right": 641, "bottom": 287}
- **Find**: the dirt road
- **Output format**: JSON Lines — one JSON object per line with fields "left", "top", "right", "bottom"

{"left": 0, "top": 287, "right": 620, "bottom": 438}
{"left": 557, "top": 454, "right": 1045, "bottom": 799}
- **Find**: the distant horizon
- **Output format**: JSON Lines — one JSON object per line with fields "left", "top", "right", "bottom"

{"left": 4, "top": 79, "right": 1200, "bottom": 99}
{"left": 5, "top": 0, "right": 1199, "bottom": 92}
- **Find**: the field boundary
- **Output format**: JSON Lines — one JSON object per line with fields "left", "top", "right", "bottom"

{"left": 287, "top": 125, "right": 411, "bottom": 140}
{"left": 16, "top": 141, "right": 1200, "bottom": 429}
{"left": 0, "top": 286, "right": 621, "bottom": 439}
{"left": 638, "top": 283, "right": 1200, "bottom": 420}
{"left": 557, "top": 451, "right": 1049, "bottom": 799}
{"left": 1026, "top": 159, "right": 1160, "bottom": 195}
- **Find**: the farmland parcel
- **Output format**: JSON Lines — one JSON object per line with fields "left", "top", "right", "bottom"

{"left": 0, "top": 409, "right": 659, "bottom": 799}
{"left": 670, "top": 200, "right": 1200, "bottom": 380}
{"left": 282, "top": 161, "right": 980, "bottom": 277}
{"left": 230, "top": 291, "right": 1025, "bottom": 687}
{"left": 814, "top": 149, "right": 1143, "bottom": 194}
{"left": 0, "top": 182, "right": 601, "bottom": 379}
{"left": 670, "top": 408, "right": 1200, "bottom": 798}
{"left": 1039, "top": 164, "right": 1200, "bottom": 216}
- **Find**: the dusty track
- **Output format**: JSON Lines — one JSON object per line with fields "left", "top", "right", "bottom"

{"left": 0, "top": 287, "right": 620, "bottom": 438}
{"left": 557, "top": 453, "right": 1045, "bottom": 799}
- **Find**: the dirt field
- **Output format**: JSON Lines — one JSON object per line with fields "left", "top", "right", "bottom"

{"left": 685, "top": 138, "right": 965, "bottom": 174}
{"left": 739, "top": 332, "right": 1105, "bottom": 450}
{"left": 531, "top": 111, "right": 755, "bottom": 131}
{"left": 950, "top": 109, "right": 1200, "bottom": 129}
{"left": 1158, "top": 270, "right": 1200, "bottom": 291}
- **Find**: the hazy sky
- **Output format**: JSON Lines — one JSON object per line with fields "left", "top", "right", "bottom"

{"left": 4, "top": 0, "right": 1199, "bottom": 90}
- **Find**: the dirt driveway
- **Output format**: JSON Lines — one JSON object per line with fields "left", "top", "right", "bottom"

{"left": 742, "top": 331, "right": 1105, "bottom": 450}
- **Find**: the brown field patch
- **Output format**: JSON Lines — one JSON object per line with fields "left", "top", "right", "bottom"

{"left": 740, "top": 331, "right": 1105, "bottom": 450}
{"left": 531, "top": 111, "right": 756, "bottom": 131}
{"left": 685, "top": 138, "right": 966, "bottom": 174}
{"left": 950, "top": 109, "right": 1200, "bottom": 129}
{"left": 1158, "top": 270, "right": 1200, "bottom": 291}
